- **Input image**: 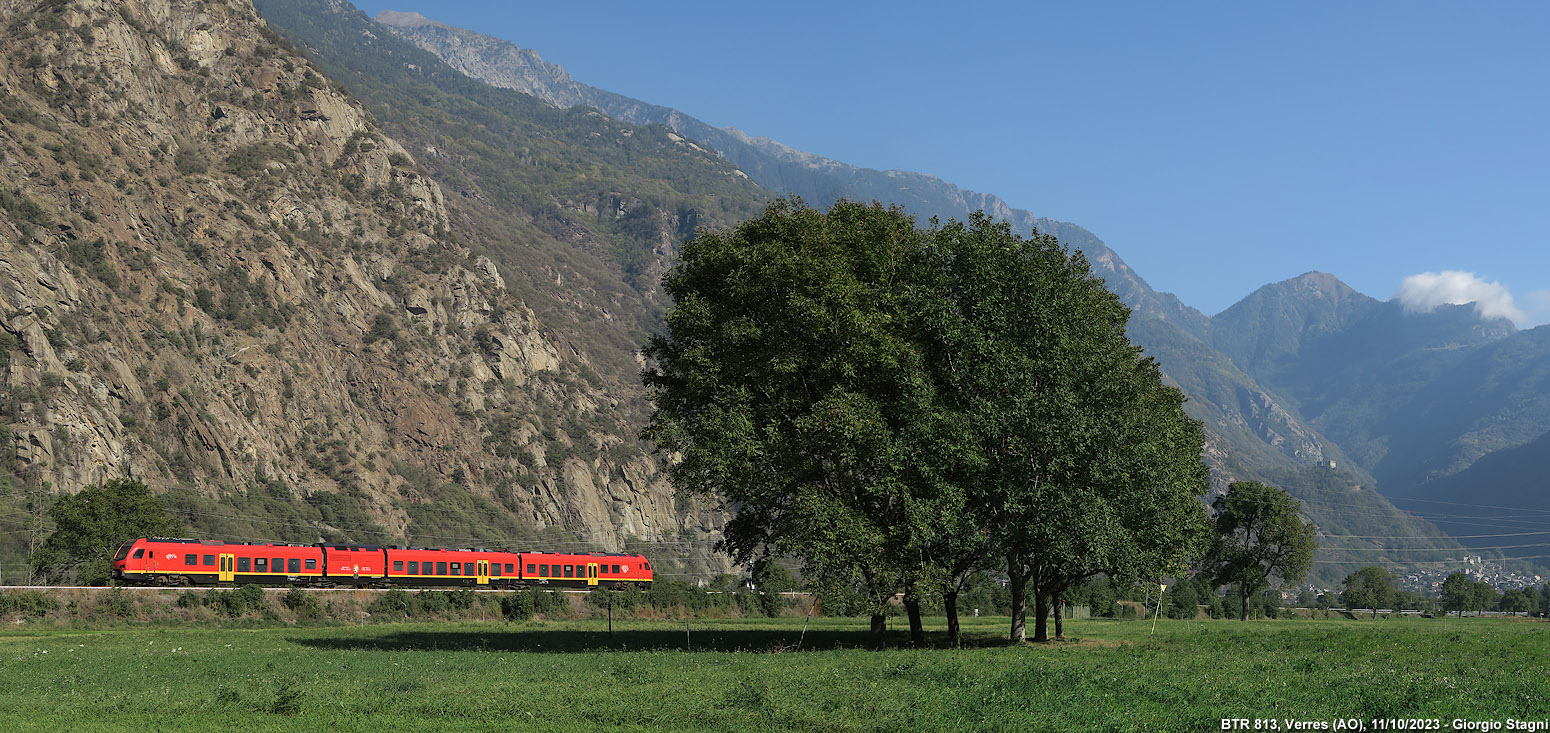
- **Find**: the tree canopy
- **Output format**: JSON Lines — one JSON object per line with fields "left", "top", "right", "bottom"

{"left": 1340, "top": 565, "right": 1397, "bottom": 618}
{"left": 33, "top": 478, "right": 183, "bottom": 585}
{"left": 1210, "top": 480, "right": 1316, "bottom": 621}
{"left": 644, "top": 199, "right": 1211, "bottom": 644}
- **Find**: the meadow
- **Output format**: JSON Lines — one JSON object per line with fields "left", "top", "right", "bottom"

{"left": 1, "top": 612, "right": 1547, "bottom": 731}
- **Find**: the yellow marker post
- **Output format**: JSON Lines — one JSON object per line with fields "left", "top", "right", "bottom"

{"left": 1151, "top": 584, "right": 1166, "bottom": 635}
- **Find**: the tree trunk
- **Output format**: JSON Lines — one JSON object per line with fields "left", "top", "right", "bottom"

{"left": 904, "top": 596, "right": 925, "bottom": 646}
{"left": 945, "top": 588, "right": 960, "bottom": 647}
{"left": 1240, "top": 584, "right": 1251, "bottom": 621}
{"left": 1053, "top": 597, "right": 1065, "bottom": 640}
{"left": 869, "top": 613, "right": 887, "bottom": 650}
{"left": 1008, "top": 556, "right": 1027, "bottom": 643}
{"left": 1033, "top": 583, "right": 1050, "bottom": 642}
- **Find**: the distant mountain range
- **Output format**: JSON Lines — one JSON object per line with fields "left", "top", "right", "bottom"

{"left": 2, "top": 0, "right": 1540, "bottom": 588}
{"left": 374, "top": 9, "right": 1550, "bottom": 575}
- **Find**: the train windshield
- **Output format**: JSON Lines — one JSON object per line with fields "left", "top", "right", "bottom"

{"left": 113, "top": 541, "right": 136, "bottom": 561}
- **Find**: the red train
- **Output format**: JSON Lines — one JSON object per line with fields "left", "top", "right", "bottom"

{"left": 110, "top": 537, "right": 653, "bottom": 589}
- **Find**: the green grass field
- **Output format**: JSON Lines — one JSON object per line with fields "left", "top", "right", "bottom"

{"left": 1, "top": 615, "right": 1547, "bottom": 731}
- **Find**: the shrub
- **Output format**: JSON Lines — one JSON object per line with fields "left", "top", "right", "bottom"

{"left": 411, "top": 590, "right": 448, "bottom": 617}
{"left": 446, "top": 589, "right": 476, "bottom": 611}
{"left": 533, "top": 589, "right": 570, "bottom": 617}
{"left": 368, "top": 589, "right": 412, "bottom": 619}
{"left": 175, "top": 590, "right": 203, "bottom": 609}
{"left": 0, "top": 590, "right": 59, "bottom": 618}
{"left": 209, "top": 584, "right": 268, "bottom": 617}
{"left": 98, "top": 587, "right": 135, "bottom": 618}
{"left": 506, "top": 589, "right": 570, "bottom": 619}
{"left": 282, "top": 588, "right": 321, "bottom": 620}
{"left": 500, "top": 591, "right": 534, "bottom": 621}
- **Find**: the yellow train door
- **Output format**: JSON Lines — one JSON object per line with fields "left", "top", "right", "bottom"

{"left": 587, "top": 562, "right": 599, "bottom": 587}
{"left": 477, "top": 560, "right": 490, "bottom": 585}
{"left": 218, "top": 554, "right": 235, "bottom": 582}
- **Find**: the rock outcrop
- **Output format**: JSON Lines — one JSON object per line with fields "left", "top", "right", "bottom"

{"left": 0, "top": 0, "right": 710, "bottom": 564}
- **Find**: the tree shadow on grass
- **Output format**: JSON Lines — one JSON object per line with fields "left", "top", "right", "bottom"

{"left": 290, "top": 627, "right": 1020, "bottom": 654}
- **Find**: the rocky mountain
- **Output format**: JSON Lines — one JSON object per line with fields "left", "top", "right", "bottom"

{"left": 303, "top": 5, "right": 1550, "bottom": 579}
{"left": 360, "top": 7, "right": 1482, "bottom": 582}
{"left": 1210, "top": 272, "right": 1550, "bottom": 495}
{"left": 3, "top": 0, "right": 1514, "bottom": 587}
{"left": 0, "top": 0, "right": 756, "bottom": 580}
{"left": 367, "top": 9, "right": 1344, "bottom": 485}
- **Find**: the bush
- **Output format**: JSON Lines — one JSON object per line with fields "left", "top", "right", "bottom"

{"left": 502, "top": 589, "right": 571, "bottom": 620}
{"left": 0, "top": 590, "right": 59, "bottom": 618}
{"left": 368, "top": 589, "right": 412, "bottom": 618}
{"left": 446, "top": 589, "right": 476, "bottom": 611}
{"left": 500, "top": 591, "right": 534, "bottom": 621}
{"left": 282, "top": 588, "right": 321, "bottom": 620}
{"left": 209, "top": 584, "right": 268, "bottom": 617}
{"left": 176, "top": 590, "right": 203, "bottom": 609}
{"left": 98, "top": 587, "right": 135, "bottom": 618}
{"left": 411, "top": 590, "right": 448, "bottom": 617}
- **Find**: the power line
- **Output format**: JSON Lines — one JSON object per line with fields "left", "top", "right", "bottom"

{"left": 1319, "top": 530, "right": 1550, "bottom": 540}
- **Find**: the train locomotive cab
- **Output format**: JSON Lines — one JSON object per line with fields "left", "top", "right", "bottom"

{"left": 110, "top": 538, "right": 150, "bottom": 583}
{"left": 112, "top": 538, "right": 327, "bottom": 586}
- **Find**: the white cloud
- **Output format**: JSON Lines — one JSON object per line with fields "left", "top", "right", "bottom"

{"left": 1393, "top": 271, "right": 1526, "bottom": 324}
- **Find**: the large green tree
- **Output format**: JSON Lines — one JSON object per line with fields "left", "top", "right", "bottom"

{"left": 1440, "top": 571, "right": 1473, "bottom": 617}
{"left": 1210, "top": 481, "right": 1316, "bottom": 621}
{"left": 1469, "top": 580, "right": 1499, "bottom": 616}
{"left": 643, "top": 199, "right": 954, "bottom": 647}
{"left": 33, "top": 478, "right": 183, "bottom": 585}
{"left": 1497, "top": 588, "right": 1532, "bottom": 615}
{"left": 646, "top": 200, "right": 1212, "bottom": 646}
{"left": 1340, "top": 565, "right": 1397, "bottom": 618}
{"left": 904, "top": 214, "right": 1211, "bottom": 642}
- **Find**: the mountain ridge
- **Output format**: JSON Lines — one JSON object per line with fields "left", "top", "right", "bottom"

{"left": 361, "top": 6, "right": 1508, "bottom": 583}
{"left": 0, "top": 0, "right": 752, "bottom": 580}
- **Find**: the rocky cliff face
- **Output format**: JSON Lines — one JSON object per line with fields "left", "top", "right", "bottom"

{"left": 0, "top": 0, "right": 713, "bottom": 564}
{"left": 370, "top": 9, "right": 1348, "bottom": 492}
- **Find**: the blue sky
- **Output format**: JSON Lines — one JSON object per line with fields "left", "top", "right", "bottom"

{"left": 349, "top": 1, "right": 1550, "bottom": 326}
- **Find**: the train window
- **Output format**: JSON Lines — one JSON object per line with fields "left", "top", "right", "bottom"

{"left": 527, "top": 564, "right": 536, "bottom": 575}
{"left": 613, "top": 565, "right": 621, "bottom": 575}
{"left": 505, "top": 564, "right": 514, "bottom": 574}
{"left": 465, "top": 564, "right": 475, "bottom": 577}
{"left": 450, "top": 562, "right": 461, "bottom": 575}
{"left": 132, "top": 548, "right": 145, "bottom": 559}
{"left": 408, "top": 561, "right": 419, "bottom": 575}
{"left": 490, "top": 564, "right": 501, "bottom": 577}
{"left": 203, "top": 555, "right": 215, "bottom": 566}
{"left": 304, "top": 559, "right": 316, "bottom": 570}
{"left": 237, "top": 557, "right": 251, "bottom": 572}
{"left": 539, "top": 564, "right": 548, "bottom": 577}
{"left": 256, "top": 558, "right": 268, "bottom": 571}
{"left": 393, "top": 561, "right": 404, "bottom": 573}
{"left": 564, "top": 565, "right": 574, "bottom": 578}
{"left": 274, "top": 558, "right": 284, "bottom": 572}
{"left": 185, "top": 554, "right": 197, "bottom": 566}
{"left": 436, "top": 562, "right": 447, "bottom": 576}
